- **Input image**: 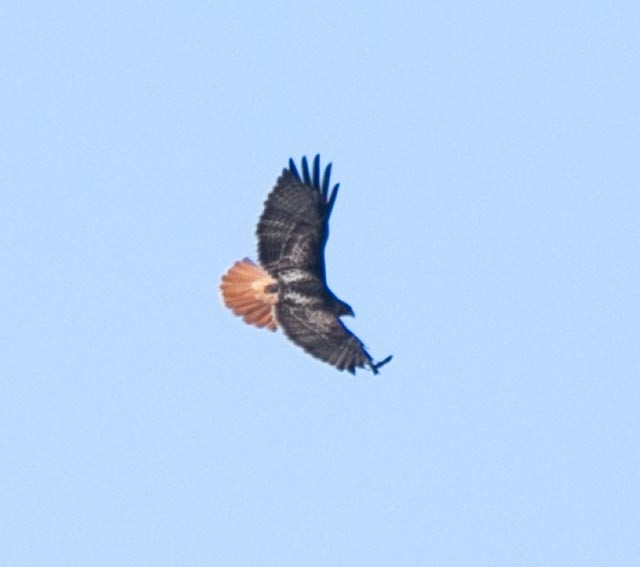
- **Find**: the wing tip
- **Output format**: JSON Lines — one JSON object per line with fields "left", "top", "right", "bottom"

{"left": 288, "top": 155, "right": 337, "bottom": 208}
{"left": 288, "top": 158, "right": 300, "bottom": 181}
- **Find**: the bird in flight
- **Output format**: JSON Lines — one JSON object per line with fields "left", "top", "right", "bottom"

{"left": 220, "top": 155, "right": 392, "bottom": 375}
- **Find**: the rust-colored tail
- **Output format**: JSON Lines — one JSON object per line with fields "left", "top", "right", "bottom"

{"left": 220, "top": 258, "right": 278, "bottom": 331}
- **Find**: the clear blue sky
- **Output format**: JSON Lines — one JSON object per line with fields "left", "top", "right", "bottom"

{"left": 2, "top": 2, "right": 639, "bottom": 565}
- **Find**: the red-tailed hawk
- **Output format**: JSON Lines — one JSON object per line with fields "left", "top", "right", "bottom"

{"left": 220, "top": 155, "right": 392, "bottom": 375}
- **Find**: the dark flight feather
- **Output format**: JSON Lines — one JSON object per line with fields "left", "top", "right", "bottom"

{"left": 252, "top": 155, "right": 391, "bottom": 375}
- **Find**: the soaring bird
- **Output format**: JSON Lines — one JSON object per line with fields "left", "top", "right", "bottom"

{"left": 220, "top": 155, "right": 392, "bottom": 375}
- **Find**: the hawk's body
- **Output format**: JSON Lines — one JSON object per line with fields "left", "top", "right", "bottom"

{"left": 220, "top": 156, "right": 391, "bottom": 375}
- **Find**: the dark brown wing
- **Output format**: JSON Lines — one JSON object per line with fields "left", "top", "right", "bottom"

{"left": 256, "top": 155, "right": 339, "bottom": 278}
{"left": 257, "top": 155, "right": 393, "bottom": 375}
{"left": 275, "top": 302, "right": 391, "bottom": 375}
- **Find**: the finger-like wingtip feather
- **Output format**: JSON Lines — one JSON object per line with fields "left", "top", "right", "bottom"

{"left": 312, "top": 154, "right": 320, "bottom": 189}
{"left": 301, "top": 156, "right": 311, "bottom": 185}
{"left": 289, "top": 158, "right": 300, "bottom": 181}
{"left": 326, "top": 183, "right": 340, "bottom": 217}
{"left": 322, "top": 163, "right": 332, "bottom": 199}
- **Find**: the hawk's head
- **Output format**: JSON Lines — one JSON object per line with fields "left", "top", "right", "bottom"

{"left": 335, "top": 299, "right": 355, "bottom": 318}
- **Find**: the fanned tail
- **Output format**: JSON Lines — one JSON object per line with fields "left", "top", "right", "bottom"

{"left": 220, "top": 259, "right": 278, "bottom": 331}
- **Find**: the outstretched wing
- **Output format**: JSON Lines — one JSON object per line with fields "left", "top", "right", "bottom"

{"left": 275, "top": 302, "right": 390, "bottom": 375}
{"left": 256, "top": 155, "right": 339, "bottom": 278}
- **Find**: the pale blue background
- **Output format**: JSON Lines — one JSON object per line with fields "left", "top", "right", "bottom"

{"left": 2, "top": 2, "right": 639, "bottom": 566}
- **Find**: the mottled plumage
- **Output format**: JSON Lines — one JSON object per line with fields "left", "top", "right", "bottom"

{"left": 220, "top": 155, "right": 391, "bottom": 375}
